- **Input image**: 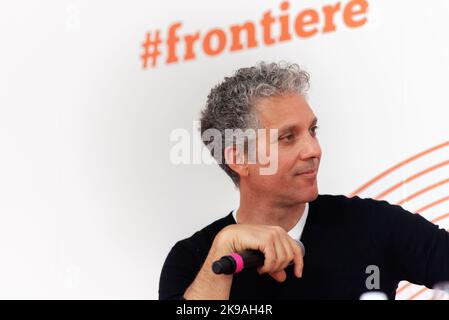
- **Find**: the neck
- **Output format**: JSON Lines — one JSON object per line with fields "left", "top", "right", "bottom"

{"left": 235, "top": 185, "right": 306, "bottom": 232}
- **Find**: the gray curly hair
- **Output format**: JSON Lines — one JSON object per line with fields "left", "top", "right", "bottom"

{"left": 199, "top": 61, "right": 310, "bottom": 187}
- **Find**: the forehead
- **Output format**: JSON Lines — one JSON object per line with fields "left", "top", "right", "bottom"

{"left": 254, "top": 94, "right": 315, "bottom": 129}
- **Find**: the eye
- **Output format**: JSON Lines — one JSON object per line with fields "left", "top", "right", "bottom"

{"left": 310, "top": 125, "right": 319, "bottom": 136}
{"left": 280, "top": 134, "right": 294, "bottom": 142}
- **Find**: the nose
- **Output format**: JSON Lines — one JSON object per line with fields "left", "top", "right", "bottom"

{"left": 298, "top": 135, "right": 321, "bottom": 162}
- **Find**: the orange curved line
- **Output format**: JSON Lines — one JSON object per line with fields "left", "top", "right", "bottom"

{"left": 397, "top": 282, "right": 412, "bottom": 295}
{"left": 432, "top": 212, "right": 449, "bottom": 224}
{"left": 374, "top": 160, "right": 449, "bottom": 200}
{"left": 348, "top": 142, "right": 449, "bottom": 297}
{"left": 349, "top": 141, "right": 449, "bottom": 197}
{"left": 409, "top": 287, "right": 428, "bottom": 300}
{"left": 417, "top": 195, "right": 449, "bottom": 213}
{"left": 396, "top": 177, "right": 449, "bottom": 206}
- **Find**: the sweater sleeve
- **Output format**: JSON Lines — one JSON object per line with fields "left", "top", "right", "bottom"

{"left": 158, "top": 240, "right": 201, "bottom": 300}
{"left": 377, "top": 200, "right": 449, "bottom": 288}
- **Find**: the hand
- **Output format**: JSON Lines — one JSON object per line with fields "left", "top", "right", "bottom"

{"left": 212, "top": 224, "right": 304, "bottom": 282}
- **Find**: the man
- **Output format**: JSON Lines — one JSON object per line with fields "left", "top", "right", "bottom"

{"left": 159, "top": 61, "right": 449, "bottom": 300}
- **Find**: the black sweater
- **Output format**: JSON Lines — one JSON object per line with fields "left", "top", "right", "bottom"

{"left": 159, "top": 194, "right": 449, "bottom": 300}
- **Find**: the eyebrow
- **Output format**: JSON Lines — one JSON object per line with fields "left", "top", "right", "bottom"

{"left": 278, "top": 117, "right": 318, "bottom": 134}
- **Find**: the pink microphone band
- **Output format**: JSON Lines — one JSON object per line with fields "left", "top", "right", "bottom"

{"left": 229, "top": 253, "right": 244, "bottom": 274}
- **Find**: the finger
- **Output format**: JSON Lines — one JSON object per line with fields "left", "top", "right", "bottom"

{"left": 259, "top": 242, "right": 276, "bottom": 274}
{"left": 269, "top": 270, "right": 287, "bottom": 282}
{"left": 288, "top": 238, "right": 304, "bottom": 278}
{"left": 279, "top": 235, "right": 295, "bottom": 271}
{"left": 270, "top": 229, "right": 288, "bottom": 272}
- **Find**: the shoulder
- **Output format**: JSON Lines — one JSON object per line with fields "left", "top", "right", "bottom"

{"left": 168, "top": 213, "right": 235, "bottom": 261}
{"left": 310, "top": 194, "right": 434, "bottom": 249}
{"left": 312, "top": 193, "right": 415, "bottom": 223}
{"left": 159, "top": 213, "right": 235, "bottom": 299}
{"left": 315, "top": 193, "right": 393, "bottom": 208}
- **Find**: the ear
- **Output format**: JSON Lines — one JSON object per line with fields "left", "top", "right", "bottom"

{"left": 224, "top": 145, "right": 249, "bottom": 178}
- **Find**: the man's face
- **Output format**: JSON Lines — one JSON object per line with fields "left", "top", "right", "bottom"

{"left": 245, "top": 93, "right": 321, "bottom": 204}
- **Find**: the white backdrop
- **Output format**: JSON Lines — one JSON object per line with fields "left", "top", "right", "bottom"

{"left": 0, "top": 0, "right": 448, "bottom": 299}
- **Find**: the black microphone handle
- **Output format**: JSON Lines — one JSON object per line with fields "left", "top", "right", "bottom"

{"left": 237, "top": 249, "right": 265, "bottom": 269}
{"left": 212, "top": 240, "right": 305, "bottom": 275}
{"left": 211, "top": 250, "right": 264, "bottom": 275}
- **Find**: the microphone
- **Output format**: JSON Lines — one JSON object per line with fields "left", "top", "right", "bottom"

{"left": 212, "top": 240, "right": 305, "bottom": 275}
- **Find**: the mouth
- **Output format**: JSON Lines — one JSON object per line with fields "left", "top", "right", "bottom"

{"left": 295, "top": 169, "right": 317, "bottom": 178}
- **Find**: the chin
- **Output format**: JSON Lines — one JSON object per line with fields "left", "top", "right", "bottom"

{"left": 307, "top": 191, "right": 319, "bottom": 202}
{"left": 297, "top": 186, "right": 319, "bottom": 202}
